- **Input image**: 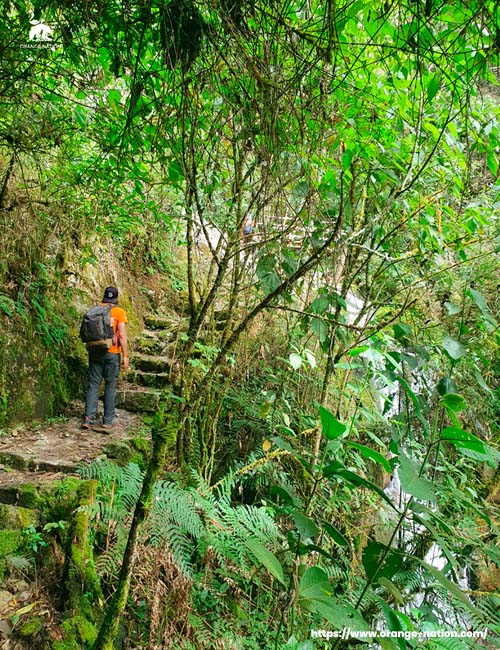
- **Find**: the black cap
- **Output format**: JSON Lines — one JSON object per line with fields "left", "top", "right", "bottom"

{"left": 102, "top": 286, "right": 119, "bottom": 304}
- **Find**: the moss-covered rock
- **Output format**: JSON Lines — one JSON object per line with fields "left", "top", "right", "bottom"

{"left": 103, "top": 440, "right": 133, "bottom": 465}
{"left": 16, "top": 483, "right": 39, "bottom": 508}
{"left": 50, "top": 614, "right": 98, "bottom": 650}
{"left": 0, "top": 505, "right": 39, "bottom": 529}
{"left": 0, "top": 529, "right": 24, "bottom": 557}
{"left": 39, "top": 476, "right": 80, "bottom": 523}
{"left": 116, "top": 387, "right": 161, "bottom": 412}
{"left": 0, "top": 529, "right": 24, "bottom": 580}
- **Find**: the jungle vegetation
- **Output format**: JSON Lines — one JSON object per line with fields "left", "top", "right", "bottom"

{"left": 0, "top": 0, "right": 500, "bottom": 649}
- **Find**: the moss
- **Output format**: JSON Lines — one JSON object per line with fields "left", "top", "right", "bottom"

{"left": 0, "top": 505, "right": 38, "bottom": 529}
{"left": 0, "top": 505, "right": 7, "bottom": 528}
{"left": 103, "top": 440, "right": 133, "bottom": 465}
{"left": 61, "top": 480, "right": 103, "bottom": 620}
{"left": 62, "top": 615, "right": 97, "bottom": 644}
{"left": 0, "top": 452, "right": 27, "bottom": 470}
{"left": 131, "top": 435, "right": 150, "bottom": 454}
{"left": 0, "top": 530, "right": 23, "bottom": 557}
{"left": 19, "top": 615, "right": 44, "bottom": 637}
{"left": 17, "top": 483, "right": 39, "bottom": 509}
{"left": 39, "top": 476, "right": 80, "bottom": 522}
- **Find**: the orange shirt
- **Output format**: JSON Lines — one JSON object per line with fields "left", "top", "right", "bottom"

{"left": 107, "top": 305, "right": 128, "bottom": 354}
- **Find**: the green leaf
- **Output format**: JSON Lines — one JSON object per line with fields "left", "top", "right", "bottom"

{"left": 321, "top": 520, "right": 349, "bottom": 547}
{"left": 436, "top": 376, "right": 458, "bottom": 396}
{"left": 362, "top": 541, "right": 402, "bottom": 581}
{"left": 298, "top": 566, "right": 332, "bottom": 601}
{"left": 256, "top": 255, "right": 281, "bottom": 295}
{"left": 168, "top": 160, "right": 184, "bottom": 183}
{"left": 310, "top": 317, "right": 328, "bottom": 343}
{"left": 245, "top": 538, "right": 286, "bottom": 585}
{"left": 319, "top": 406, "right": 346, "bottom": 440}
{"left": 107, "top": 89, "right": 121, "bottom": 116}
{"left": 347, "top": 442, "right": 392, "bottom": 472}
{"left": 393, "top": 323, "right": 412, "bottom": 340}
{"left": 259, "top": 401, "right": 272, "bottom": 418}
{"left": 310, "top": 296, "right": 330, "bottom": 314}
{"left": 444, "top": 302, "right": 461, "bottom": 315}
{"left": 378, "top": 577, "right": 404, "bottom": 604}
{"left": 487, "top": 150, "right": 499, "bottom": 176}
{"left": 440, "top": 427, "right": 486, "bottom": 453}
{"left": 466, "top": 288, "right": 489, "bottom": 313}
{"left": 324, "top": 466, "right": 399, "bottom": 512}
{"left": 291, "top": 511, "right": 320, "bottom": 541}
{"left": 427, "top": 72, "right": 441, "bottom": 102}
{"left": 473, "top": 369, "right": 493, "bottom": 394}
{"left": 312, "top": 597, "right": 373, "bottom": 637}
{"left": 397, "top": 452, "right": 436, "bottom": 501}
{"left": 304, "top": 350, "right": 316, "bottom": 368}
{"left": 440, "top": 392, "right": 468, "bottom": 413}
{"left": 442, "top": 336, "right": 466, "bottom": 360}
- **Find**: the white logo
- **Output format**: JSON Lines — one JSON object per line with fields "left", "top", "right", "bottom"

{"left": 28, "top": 21, "right": 53, "bottom": 41}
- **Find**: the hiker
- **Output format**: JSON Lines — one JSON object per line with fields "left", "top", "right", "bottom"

{"left": 81, "top": 286, "right": 129, "bottom": 431}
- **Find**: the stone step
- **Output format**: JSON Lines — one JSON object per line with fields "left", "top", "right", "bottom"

{"left": 0, "top": 470, "right": 78, "bottom": 507}
{"left": 132, "top": 353, "right": 171, "bottom": 373}
{"left": 0, "top": 452, "right": 77, "bottom": 473}
{"left": 135, "top": 331, "right": 175, "bottom": 355}
{"left": 128, "top": 370, "right": 171, "bottom": 389}
{"left": 144, "top": 314, "right": 189, "bottom": 331}
{"left": 116, "top": 386, "right": 162, "bottom": 413}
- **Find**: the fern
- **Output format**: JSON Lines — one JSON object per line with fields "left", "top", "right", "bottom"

{"left": 81, "top": 459, "right": 284, "bottom": 583}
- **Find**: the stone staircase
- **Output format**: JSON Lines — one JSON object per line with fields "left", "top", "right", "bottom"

{"left": 0, "top": 311, "right": 186, "bottom": 492}
{"left": 115, "top": 313, "right": 185, "bottom": 413}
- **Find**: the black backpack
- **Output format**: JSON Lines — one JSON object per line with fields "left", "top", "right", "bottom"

{"left": 79, "top": 304, "right": 115, "bottom": 351}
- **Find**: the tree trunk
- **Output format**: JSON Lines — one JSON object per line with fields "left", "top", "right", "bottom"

{"left": 92, "top": 410, "right": 179, "bottom": 650}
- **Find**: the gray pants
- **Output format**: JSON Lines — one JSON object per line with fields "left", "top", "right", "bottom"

{"left": 84, "top": 352, "right": 120, "bottom": 425}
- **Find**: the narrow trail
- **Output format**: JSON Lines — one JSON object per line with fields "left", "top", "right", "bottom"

{"left": 0, "top": 314, "right": 180, "bottom": 647}
{"left": 0, "top": 313, "right": 179, "bottom": 505}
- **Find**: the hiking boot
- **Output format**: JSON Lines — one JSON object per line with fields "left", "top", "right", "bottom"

{"left": 93, "top": 424, "right": 114, "bottom": 433}
{"left": 81, "top": 417, "right": 92, "bottom": 430}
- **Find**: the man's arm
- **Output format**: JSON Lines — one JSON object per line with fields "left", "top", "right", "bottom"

{"left": 117, "top": 321, "right": 129, "bottom": 369}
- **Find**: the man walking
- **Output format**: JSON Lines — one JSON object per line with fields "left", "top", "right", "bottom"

{"left": 82, "top": 286, "right": 129, "bottom": 431}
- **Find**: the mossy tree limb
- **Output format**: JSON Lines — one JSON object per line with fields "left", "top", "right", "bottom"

{"left": 61, "top": 480, "right": 104, "bottom": 617}
{"left": 92, "top": 409, "right": 178, "bottom": 650}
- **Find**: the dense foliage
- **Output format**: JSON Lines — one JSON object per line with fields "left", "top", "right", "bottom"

{"left": 1, "top": 1, "right": 500, "bottom": 649}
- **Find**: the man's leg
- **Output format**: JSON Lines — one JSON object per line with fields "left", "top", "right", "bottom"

{"left": 102, "top": 352, "right": 120, "bottom": 425}
{"left": 84, "top": 353, "right": 104, "bottom": 423}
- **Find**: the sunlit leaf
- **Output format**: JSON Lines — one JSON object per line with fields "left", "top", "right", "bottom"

{"left": 397, "top": 452, "right": 436, "bottom": 501}
{"left": 442, "top": 336, "right": 466, "bottom": 360}
{"left": 319, "top": 406, "right": 346, "bottom": 440}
